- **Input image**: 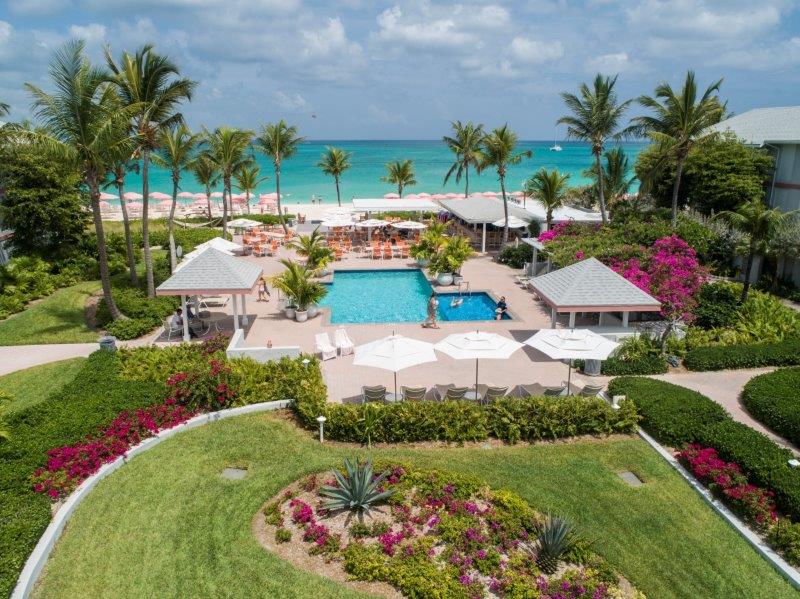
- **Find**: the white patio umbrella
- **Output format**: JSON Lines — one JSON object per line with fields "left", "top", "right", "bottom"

{"left": 320, "top": 219, "right": 354, "bottom": 228}
{"left": 228, "top": 218, "right": 261, "bottom": 229}
{"left": 435, "top": 331, "right": 523, "bottom": 395}
{"left": 356, "top": 219, "right": 390, "bottom": 228}
{"left": 393, "top": 220, "right": 427, "bottom": 230}
{"left": 523, "top": 328, "right": 619, "bottom": 392}
{"left": 353, "top": 333, "right": 437, "bottom": 398}
{"left": 492, "top": 216, "right": 529, "bottom": 229}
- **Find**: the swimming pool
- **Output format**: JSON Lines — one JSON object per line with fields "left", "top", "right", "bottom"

{"left": 318, "top": 269, "right": 509, "bottom": 324}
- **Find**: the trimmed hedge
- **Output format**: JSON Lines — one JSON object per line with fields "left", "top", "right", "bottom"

{"left": 684, "top": 338, "right": 800, "bottom": 371}
{"left": 599, "top": 355, "right": 668, "bottom": 376}
{"left": 698, "top": 419, "right": 800, "bottom": 522}
{"left": 742, "top": 368, "right": 800, "bottom": 447}
{"left": 607, "top": 377, "right": 727, "bottom": 446}
{"left": 0, "top": 351, "right": 165, "bottom": 597}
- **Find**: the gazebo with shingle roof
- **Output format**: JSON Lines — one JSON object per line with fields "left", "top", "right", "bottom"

{"left": 156, "top": 247, "right": 263, "bottom": 341}
{"left": 529, "top": 257, "right": 661, "bottom": 328}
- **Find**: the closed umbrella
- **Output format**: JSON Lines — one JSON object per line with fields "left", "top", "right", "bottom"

{"left": 523, "top": 328, "right": 619, "bottom": 393}
{"left": 353, "top": 333, "right": 437, "bottom": 399}
{"left": 435, "top": 331, "right": 522, "bottom": 397}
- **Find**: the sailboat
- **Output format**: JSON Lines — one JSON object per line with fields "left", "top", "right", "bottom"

{"left": 549, "top": 127, "right": 562, "bottom": 152}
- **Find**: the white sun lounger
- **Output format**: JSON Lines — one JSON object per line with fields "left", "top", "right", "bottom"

{"left": 315, "top": 333, "right": 337, "bottom": 361}
{"left": 334, "top": 328, "right": 355, "bottom": 356}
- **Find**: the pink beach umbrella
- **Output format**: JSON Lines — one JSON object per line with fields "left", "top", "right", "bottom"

{"left": 210, "top": 192, "right": 224, "bottom": 198}
{"left": 150, "top": 191, "right": 171, "bottom": 200}
{"left": 482, "top": 191, "right": 498, "bottom": 197}
{"left": 99, "top": 200, "right": 111, "bottom": 209}
{"left": 405, "top": 193, "right": 420, "bottom": 199}
{"left": 511, "top": 191, "right": 524, "bottom": 197}
{"left": 99, "top": 192, "right": 117, "bottom": 200}
{"left": 258, "top": 198, "right": 275, "bottom": 205}
{"left": 431, "top": 194, "right": 447, "bottom": 199}
{"left": 193, "top": 193, "right": 207, "bottom": 200}
{"left": 178, "top": 191, "right": 194, "bottom": 199}
{"left": 123, "top": 191, "right": 143, "bottom": 201}
{"left": 127, "top": 201, "right": 143, "bottom": 209}
{"left": 445, "top": 193, "right": 459, "bottom": 198}
{"left": 158, "top": 199, "right": 173, "bottom": 209}
{"left": 384, "top": 193, "right": 400, "bottom": 199}
{"left": 417, "top": 192, "right": 431, "bottom": 197}
{"left": 260, "top": 192, "right": 278, "bottom": 200}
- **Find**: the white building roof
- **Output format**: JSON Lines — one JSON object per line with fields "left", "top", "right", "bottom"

{"left": 156, "top": 247, "right": 262, "bottom": 295}
{"left": 708, "top": 106, "right": 800, "bottom": 145}
{"left": 437, "top": 196, "right": 533, "bottom": 224}
{"left": 522, "top": 203, "right": 602, "bottom": 224}
{"left": 352, "top": 198, "right": 439, "bottom": 212}
{"left": 530, "top": 257, "right": 661, "bottom": 312}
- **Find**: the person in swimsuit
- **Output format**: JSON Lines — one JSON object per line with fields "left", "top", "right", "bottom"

{"left": 257, "top": 276, "right": 270, "bottom": 302}
{"left": 495, "top": 296, "right": 508, "bottom": 320}
{"left": 424, "top": 292, "right": 440, "bottom": 328}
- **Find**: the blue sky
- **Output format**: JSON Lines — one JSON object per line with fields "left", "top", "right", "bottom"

{"left": 1, "top": 0, "right": 798, "bottom": 138}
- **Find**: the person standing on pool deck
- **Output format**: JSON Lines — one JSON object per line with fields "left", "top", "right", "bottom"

{"left": 424, "top": 292, "right": 440, "bottom": 329}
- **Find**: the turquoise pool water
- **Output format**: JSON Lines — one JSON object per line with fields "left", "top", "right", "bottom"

{"left": 319, "top": 269, "right": 508, "bottom": 324}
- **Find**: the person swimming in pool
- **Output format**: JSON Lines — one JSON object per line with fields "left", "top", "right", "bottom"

{"left": 495, "top": 296, "right": 508, "bottom": 320}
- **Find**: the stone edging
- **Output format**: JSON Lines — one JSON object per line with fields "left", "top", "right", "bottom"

{"left": 11, "top": 400, "right": 291, "bottom": 599}
{"left": 637, "top": 427, "right": 800, "bottom": 590}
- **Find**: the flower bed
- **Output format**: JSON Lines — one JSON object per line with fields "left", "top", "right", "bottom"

{"left": 257, "top": 463, "right": 641, "bottom": 599}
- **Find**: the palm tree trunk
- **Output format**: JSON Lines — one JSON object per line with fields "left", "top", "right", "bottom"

{"left": 168, "top": 175, "right": 179, "bottom": 271}
{"left": 141, "top": 149, "right": 155, "bottom": 298}
{"left": 465, "top": 165, "right": 469, "bottom": 197}
{"left": 246, "top": 191, "right": 251, "bottom": 214}
{"left": 90, "top": 176, "right": 123, "bottom": 321}
{"left": 222, "top": 177, "right": 229, "bottom": 239}
{"left": 398, "top": 184, "right": 403, "bottom": 198}
{"left": 205, "top": 187, "right": 212, "bottom": 219}
{"left": 595, "top": 152, "right": 607, "bottom": 224}
{"left": 116, "top": 179, "right": 138, "bottom": 286}
{"left": 500, "top": 175, "right": 509, "bottom": 244}
{"left": 335, "top": 176, "right": 341, "bottom": 207}
{"left": 741, "top": 242, "right": 757, "bottom": 303}
{"left": 276, "top": 166, "right": 288, "bottom": 234}
{"left": 671, "top": 154, "right": 686, "bottom": 227}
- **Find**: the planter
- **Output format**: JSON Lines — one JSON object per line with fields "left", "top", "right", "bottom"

{"left": 436, "top": 272, "right": 454, "bottom": 286}
{"left": 284, "top": 306, "right": 297, "bottom": 319}
{"left": 452, "top": 273, "right": 464, "bottom": 285}
{"left": 295, "top": 309, "right": 309, "bottom": 322}
{"left": 307, "top": 304, "right": 320, "bottom": 318}
{"left": 416, "top": 258, "right": 430, "bottom": 268}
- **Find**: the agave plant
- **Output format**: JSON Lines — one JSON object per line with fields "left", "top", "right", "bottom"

{"left": 533, "top": 514, "right": 574, "bottom": 574}
{"left": 320, "top": 459, "right": 394, "bottom": 522}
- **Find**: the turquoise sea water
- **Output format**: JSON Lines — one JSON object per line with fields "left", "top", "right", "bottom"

{"left": 121, "top": 140, "right": 644, "bottom": 205}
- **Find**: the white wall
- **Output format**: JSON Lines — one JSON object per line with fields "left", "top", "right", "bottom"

{"left": 225, "top": 329, "right": 301, "bottom": 362}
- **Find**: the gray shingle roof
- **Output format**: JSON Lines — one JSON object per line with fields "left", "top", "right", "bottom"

{"left": 530, "top": 257, "right": 661, "bottom": 310}
{"left": 156, "top": 248, "right": 263, "bottom": 295}
{"left": 438, "top": 197, "right": 533, "bottom": 224}
{"left": 708, "top": 106, "right": 800, "bottom": 145}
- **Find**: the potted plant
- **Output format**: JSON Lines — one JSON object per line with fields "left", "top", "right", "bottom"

{"left": 287, "top": 229, "right": 334, "bottom": 277}
{"left": 295, "top": 281, "right": 327, "bottom": 322}
{"left": 409, "top": 220, "right": 446, "bottom": 267}
{"left": 428, "top": 235, "right": 474, "bottom": 286}
{"left": 271, "top": 259, "right": 328, "bottom": 322}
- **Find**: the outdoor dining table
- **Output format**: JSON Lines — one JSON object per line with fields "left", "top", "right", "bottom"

{"left": 204, "top": 312, "right": 229, "bottom": 334}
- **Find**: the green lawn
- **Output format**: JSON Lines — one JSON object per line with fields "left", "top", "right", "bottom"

{"left": 0, "top": 282, "right": 100, "bottom": 346}
{"left": 0, "top": 359, "right": 86, "bottom": 414}
{"left": 34, "top": 416, "right": 797, "bottom": 599}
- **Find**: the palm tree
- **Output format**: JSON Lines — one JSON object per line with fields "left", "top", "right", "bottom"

{"left": 191, "top": 154, "right": 219, "bottom": 219}
{"left": 582, "top": 147, "right": 636, "bottom": 207}
{"left": 0, "top": 102, "right": 9, "bottom": 116}
{"left": 525, "top": 168, "right": 571, "bottom": 230}
{"left": 235, "top": 163, "right": 267, "bottom": 215}
{"left": 634, "top": 71, "right": 725, "bottom": 225}
{"left": 153, "top": 124, "right": 200, "bottom": 269}
{"left": 105, "top": 156, "right": 139, "bottom": 285}
{"left": 317, "top": 146, "right": 352, "bottom": 206}
{"left": 287, "top": 228, "right": 334, "bottom": 272}
{"left": 202, "top": 127, "right": 254, "bottom": 238}
{"left": 477, "top": 125, "right": 532, "bottom": 243}
{"left": 381, "top": 159, "right": 417, "bottom": 197}
{"left": 716, "top": 199, "right": 798, "bottom": 303}
{"left": 442, "top": 120, "right": 484, "bottom": 196}
{"left": 558, "top": 74, "right": 634, "bottom": 224}
{"left": 255, "top": 120, "right": 305, "bottom": 233}
{"left": 26, "top": 40, "right": 137, "bottom": 320}
{"left": 105, "top": 44, "right": 197, "bottom": 297}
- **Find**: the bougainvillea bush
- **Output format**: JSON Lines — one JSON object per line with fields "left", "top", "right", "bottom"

{"left": 261, "top": 463, "right": 643, "bottom": 599}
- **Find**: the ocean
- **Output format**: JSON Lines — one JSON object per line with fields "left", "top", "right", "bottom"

{"left": 122, "top": 140, "right": 645, "bottom": 204}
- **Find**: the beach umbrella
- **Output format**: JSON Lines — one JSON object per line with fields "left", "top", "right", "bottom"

{"left": 445, "top": 193, "right": 459, "bottom": 198}
{"left": 127, "top": 201, "right": 143, "bottom": 209}
{"left": 524, "top": 328, "right": 619, "bottom": 392}
{"left": 492, "top": 216, "right": 529, "bottom": 229}
{"left": 178, "top": 191, "right": 194, "bottom": 198}
{"left": 99, "top": 200, "right": 111, "bottom": 209}
{"left": 417, "top": 192, "right": 431, "bottom": 197}
{"left": 393, "top": 220, "right": 427, "bottom": 230}
{"left": 482, "top": 191, "right": 498, "bottom": 197}
{"left": 123, "top": 191, "right": 143, "bottom": 200}
{"left": 384, "top": 193, "right": 400, "bottom": 199}
{"left": 258, "top": 198, "right": 276, "bottom": 205}
{"left": 158, "top": 199, "right": 173, "bottom": 209}
{"left": 228, "top": 218, "right": 261, "bottom": 229}
{"left": 356, "top": 218, "right": 390, "bottom": 228}
{"left": 435, "top": 331, "right": 522, "bottom": 395}
{"left": 150, "top": 191, "right": 171, "bottom": 200}
{"left": 405, "top": 193, "right": 420, "bottom": 199}
{"left": 193, "top": 193, "right": 207, "bottom": 200}
{"left": 210, "top": 191, "right": 224, "bottom": 198}
{"left": 320, "top": 219, "right": 354, "bottom": 228}
{"left": 260, "top": 192, "right": 278, "bottom": 199}
{"left": 99, "top": 192, "right": 117, "bottom": 200}
{"left": 353, "top": 333, "right": 437, "bottom": 398}
{"left": 511, "top": 191, "right": 524, "bottom": 197}
{"left": 431, "top": 194, "right": 447, "bottom": 200}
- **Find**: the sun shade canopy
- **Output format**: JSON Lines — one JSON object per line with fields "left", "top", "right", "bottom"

{"left": 156, "top": 247, "right": 263, "bottom": 296}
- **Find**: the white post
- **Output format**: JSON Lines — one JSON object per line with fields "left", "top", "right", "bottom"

{"left": 481, "top": 222, "right": 486, "bottom": 253}
{"left": 622, "top": 311, "right": 629, "bottom": 327}
{"left": 550, "top": 307, "right": 557, "bottom": 328}
{"left": 181, "top": 295, "right": 190, "bottom": 342}
{"left": 241, "top": 294, "right": 249, "bottom": 325}
{"left": 231, "top": 294, "right": 240, "bottom": 330}
{"left": 568, "top": 312, "right": 576, "bottom": 328}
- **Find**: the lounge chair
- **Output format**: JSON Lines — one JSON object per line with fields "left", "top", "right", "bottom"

{"left": 401, "top": 386, "right": 427, "bottom": 401}
{"left": 315, "top": 333, "right": 337, "bottom": 361}
{"left": 433, "top": 384, "right": 468, "bottom": 401}
{"left": 362, "top": 385, "right": 386, "bottom": 403}
{"left": 579, "top": 383, "right": 605, "bottom": 397}
{"left": 543, "top": 386, "right": 567, "bottom": 397}
{"left": 334, "top": 328, "right": 355, "bottom": 356}
{"left": 517, "top": 383, "right": 546, "bottom": 397}
{"left": 476, "top": 384, "right": 509, "bottom": 403}
{"left": 163, "top": 317, "right": 184, "bottom": 341}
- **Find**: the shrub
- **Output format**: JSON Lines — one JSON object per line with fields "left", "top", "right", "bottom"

{"left": 698, "top": 419, "right": 800, "bottom": 521}
{"left": 497, "top": 244, "right": 533, "bottom": 269}
{"left": 607, "top": 377, "right": 727, "bottom": 446}
{"left": 105, "top": 318, "right": 160, "bottom": 340}
{"left": 95, "top": 285, "right": 178, "bottom": 338}
{"left": 693, "top": 282, "right": 739, "bottom": 330}
{"left": 684, "top": 338, "right": 800, "bottom": 371}
{"left": 768, "top": 519, "right": 800, "bottom": 566}
{"left": 275, "top": 528, "right": 292, "bottom": 543}
{"left": 599, "top": 355, "right": 668, "bottom": 375}
{"left": 166, "top": 358, "right": 237, "bottom": 411}
{"left": 742, "top": 368, "right": 800, "bottom": 447}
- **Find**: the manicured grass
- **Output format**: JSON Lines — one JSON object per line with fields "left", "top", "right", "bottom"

{"left": 0, "top": 358, "right": 85, "bottom": 414}
{"left": 0, "top": 282, "right": 101, "bottom": 346}
{"left": 34, "top": 416, "right": 797, "bottom": 599}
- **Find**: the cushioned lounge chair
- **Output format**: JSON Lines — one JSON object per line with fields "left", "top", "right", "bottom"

{"left": 362, "top": 385, "right": 386, "bottom": 403}
{"left": 315, "top": 333, "right": 337, "bottom": 361}
{"left": 579, "top": 383, "right": 604, "bottom": 397}
{"left": 476, "top": 384, "right": 509, "bottom": 402}
{"left": 433, "top": 384, "right": 468, "bottom": 401}
{"left": 401, "top": 386, "right": 427, "bottom": 401}
{"left": 516, "top": 383, "right": 546, "bottom": 397}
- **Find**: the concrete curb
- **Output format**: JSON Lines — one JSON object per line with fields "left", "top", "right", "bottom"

{"left": 11, "top": 399, "right": 290, "bottom": 599}
{"left": 637, "top": 427, "right": 800, "bottom": 590}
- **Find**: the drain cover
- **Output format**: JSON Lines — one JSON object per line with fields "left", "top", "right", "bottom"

{"left": 221, "top": 467, "right": 248, "bottom": 480}
{"left": 618, "top": 471, "right": 643, "bottom": 487}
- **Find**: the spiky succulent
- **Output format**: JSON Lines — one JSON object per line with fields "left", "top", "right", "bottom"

{"left": 320, "top": 459, "right": 394, "bottom": 522}
{"left": 534, "top": 515, "right": 574, "bottom": 574}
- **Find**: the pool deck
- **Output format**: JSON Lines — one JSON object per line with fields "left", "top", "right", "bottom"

{"left": 160, "top": 243, "right": 611, "bottom": 403}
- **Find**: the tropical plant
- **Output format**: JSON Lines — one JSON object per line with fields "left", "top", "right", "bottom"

{"left": 191, "top": 153, "right": 220, "bottom": 219}
{"left": 0, "top": 391, "right": 12, "bottom": 443}
{"left": 153, "top": 124, "right": 199, "bottom": 269}
{"left": 105, "top": 155, "right": 139, "bottom": 284}
{"left": 533, "top": 515, "right": 575, "bottom": 575}
{"left": 524, "top": 168, "right": 570, "bottom": 229}
{"left": 26, "top": 40, "right": 137, "bottom": 320}
{"left": 442, "top": 120, "right": 484, "bottom": 196}
{"left": 319, "top": 458, "right": 394, "bottom": 522}
{"left": 357, "top": 403, "right": 382, "bottom": 448}
{"left": 716, "top": 199, "right": 798, "bottom": 303}
{"left": 558, "top": 73, "right": 634, "bottom": 224}
{"left": 634, "top": 71, "right": 725, "bottom": 225}
{"left": 0, "top": 101, "right": 9, "bottom": 116}
{"left": 270, "top": 259, "right": 327, "bottom": 310}
{"left": 105, "top": 43, "right": 197, "bottom": 297}
{"left": 428, "top": 234, "right": 474, "bottom": 276}
{"left": 409, "top": 220, "right": 446, "bottom": 262}
{"left": 255, "top": 120, "right": 305, "bottom": 233}
{"left": 234, "top": 163, "right": 267, "bottom": 215}
{"left": 317, "top": 146, "right": 352, "bottom": 206}
{"left": 583, "top": 147, "right": 636, "bottom": 208}
{"left": 287, "top": 229, "right": 334, "bottom": 272}
{"left": 478, "top": 125, "right": 532, "bottom": 243}
{"left": 381, "top": 159, "right": 416, "bottom": 197}
{"left": 201, "top": 127, "right": 254, "bottom": 238}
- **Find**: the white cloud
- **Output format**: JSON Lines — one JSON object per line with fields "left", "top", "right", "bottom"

{"left": 712, "top": 37, "right": 800, "bottom": 70}
{"left": 68, "top": 23, "right": 106, "bottom": 45}
{"left": 375, "top": 5, "right": 475, "bottom": 49}
{"left": 7, "top": 0, "right": 72, "bottom": 15}
{"left": 585, "top": 51, "right": 646, "bottom": 74}
{"left": 274, "top": 91, "right": 312, "bottom": 113}
{"left": 509, "top": 37, "right": 564, "bottom": 64}
{"left": 300, "top": 18, "right": 362, "bottom": 61}
{"left": 367, "top": 104, "right": 407, "bottom": 125}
